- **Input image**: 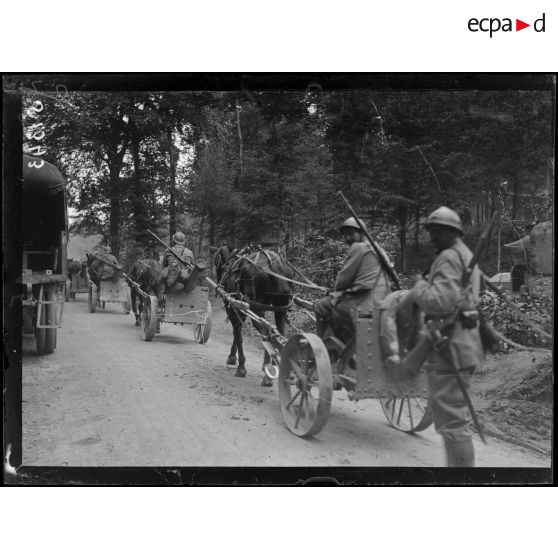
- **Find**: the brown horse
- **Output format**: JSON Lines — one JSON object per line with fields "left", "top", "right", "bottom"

{"left": 128, "top": 258, "right": 162, "bottom": 326}
{"left": 214, "top": 245, "right": 293, "bottom": 387}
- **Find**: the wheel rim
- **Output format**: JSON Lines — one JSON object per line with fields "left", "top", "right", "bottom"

{"left": 380, "top": 396, "right": 433, "bottom": 433}
{"left": 140, "top": 295, "right": 158, "bottom": 341}
{"left": 278, "top": 333, "right": 332, "bottom": 437}
{"left": 36, "top": 285, "right": 57, "bottom": 355}
{"left": 194, "top": 301, "right": 212, "bottom": 344}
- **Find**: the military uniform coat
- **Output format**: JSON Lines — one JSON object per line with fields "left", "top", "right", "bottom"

{"left": 334, "top": 241, "right": 390, "bottom": 313}
{"left": 412, "top": 237, "right": 484, "bottom": 371}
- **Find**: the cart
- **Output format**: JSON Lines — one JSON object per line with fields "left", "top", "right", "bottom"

{"left": 87, "top": 274, "right": 132, "bottom": 314}
{"left": 208, "top": 277, "right": 432, "bottom": 438}
{"left": 140, "top": 285, "right": 212, "bottom": 344}
{"left": 68, "top": 271, "right": 89, "bottom": 300}
{"left": 20, "top": 155, "right": 68, "bottom": 355}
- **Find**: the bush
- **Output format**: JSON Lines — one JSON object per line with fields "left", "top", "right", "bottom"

{"left": 288, "top": 235, "right": 348, "bottom": 291}
{"left": 479, "top": 292, "right": 553, "bottom": 349}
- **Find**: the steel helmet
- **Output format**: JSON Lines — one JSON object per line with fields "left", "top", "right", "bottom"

{"left": 425, "top": 206, "right": 462, "bottom": 233}
{"left": 173, "top": 231, "right": 186, "bottom": 245}
{"left": 340, "top": 217, "right": 368, "bottom": 233}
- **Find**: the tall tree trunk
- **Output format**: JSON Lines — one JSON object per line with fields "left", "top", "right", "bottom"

{"left": 109, "top": 166, "right": 121, "bottom": 257}
{"left": 197, "top": 209, "right": 205, "bottom": 257}
{"left": 131, "top": 135, "right": 147, "bottom": 244}
{"left": 168, "top": 127, "right": 177, "bottom": 237}
{"left": 106, "top": 142, "right": 127, "bottom": 257}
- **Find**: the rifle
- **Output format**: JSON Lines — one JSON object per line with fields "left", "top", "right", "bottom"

{"left": 462, "top": 211, "right": 498, "bottom": 287}
{"left": 147, "top": 229, "right": 194, "bottom": 270}
{"left": 337, "top": 191, "right": 401, "bottom": 290}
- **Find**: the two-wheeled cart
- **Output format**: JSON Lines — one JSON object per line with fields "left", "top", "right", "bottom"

{"left": 87, "top": 273, "right": 132, "bottom": 314}
{"left": 140, "top": 285, "right": 212, "bottom": 344}
{"left": 208, "top": 277, "right": 432, "bottom": 437}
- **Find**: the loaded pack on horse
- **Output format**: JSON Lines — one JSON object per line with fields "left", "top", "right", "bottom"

{"left": 66, "top": 256, "right": 88, "bottom": 300}
{"left": 214, "top": 244, "right": 294, "bottom": 387}
{"left": 85, "top": 248, "right": 122, "bottom": 290}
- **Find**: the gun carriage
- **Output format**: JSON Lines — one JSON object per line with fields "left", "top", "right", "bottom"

{"left": 87, "top": 272, "right": 132, "bottom": 314}
{"left": 139, "top": 282, "right": 212, "bottom": 345}
{"left": 207, "top": 277, "right": 432, "bottom": 437}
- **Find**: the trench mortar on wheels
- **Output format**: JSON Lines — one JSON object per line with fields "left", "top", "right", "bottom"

{"left": 207, "top": 276, "right": 433, "bottom": 438}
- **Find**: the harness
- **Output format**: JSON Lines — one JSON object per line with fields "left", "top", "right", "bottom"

{"left": 216, "top": 248, "right": 294, "bottom": 312}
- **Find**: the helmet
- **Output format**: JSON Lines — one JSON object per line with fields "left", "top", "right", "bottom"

{"left": 340, "top": 217, "right": 367, "bottom": 233}
{"left": 425, "top": 206, "right": 462, "bottom": 233}
{"left": 173, "top": 231, "right": 186, "bottom": 245}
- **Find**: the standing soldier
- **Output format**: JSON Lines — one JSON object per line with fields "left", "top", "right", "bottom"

{"left": 411, "top": 207, "right": 484, "bottom": 467}
{"left": 314, "top": 217, "right": 391, "bottom": 341}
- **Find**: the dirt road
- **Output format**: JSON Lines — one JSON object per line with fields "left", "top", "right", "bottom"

{"left": 21, "top": 296, "right": 550, "bottom": 468}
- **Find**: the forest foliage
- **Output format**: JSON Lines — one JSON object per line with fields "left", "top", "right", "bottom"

{"left": 22, "top": 84, "right": 554, "bottom": 282}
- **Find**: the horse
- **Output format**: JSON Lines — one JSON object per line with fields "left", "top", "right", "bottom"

{"left": 214, "top": 244, "right": 294, "bottom": 387}
{"left": 85, "top": 252, "right": 121, "bottom": 289}
{"left": 66, "top": 258, "right": 82, "bottom": 281}
{"left": 128, "top": 258, "right": 162, "bottom": 327}
{"left": 85, "top": 252, "right": 102, "bottom": 291}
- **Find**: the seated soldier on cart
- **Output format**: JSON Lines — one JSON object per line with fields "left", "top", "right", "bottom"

{"left": 314, "top": 217, "right": 391, "bottom": 343}
{"left": 160, "top": 231, "right": 206, "bottom": 294}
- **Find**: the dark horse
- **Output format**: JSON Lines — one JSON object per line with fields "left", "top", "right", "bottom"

{"left": 128, "top": 258, "right": 162, "bottom": 326}
{"left": 66, "top": 258, "right": 84, "bottom": 281}
{"left": 214, "top": 245, "right": 293, "bottom": 387}
{"left": 85, "top": 252, "right": 122, "bottom": 290}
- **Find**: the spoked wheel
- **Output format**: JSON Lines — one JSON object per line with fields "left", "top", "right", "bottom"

{"left": 380, "top": 396, "right": 433, "bottom": 433}
{"left": 193, "top": 301, "right": 212, "bottom": 344}
{"left": 278, "top": 333, "right": 333, "bottom": 437}
{"left": 140, "top": 295, "right": 159, "bottom": 341}
{"left": 88, "top": 284, "right": 97, "bottom": 313}
{"left": 35, "top": 285, "right": 57, "bottom": 355}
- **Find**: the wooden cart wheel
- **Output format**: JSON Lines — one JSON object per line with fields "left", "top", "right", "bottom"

{"left": 278, "top": 333, "right": 333, "bottom": 437}
{"left": 194, "top": 301, "right": 212, "bottom": 344}
{"left": 88, "top": 284, "right": 97, "bottom": 313}
{"left": 35, "top": 286, "right": 57, "bottom": 355}
{"left": 140, "top": 295, "right": 159, "bottom": 341}
{"left": 380, "top": 396, "right": 433, "bottom": 433}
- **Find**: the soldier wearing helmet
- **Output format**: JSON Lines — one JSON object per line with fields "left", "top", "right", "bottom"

{"left": 93, "top": 243, "right": 121, "bottom": 281}
{"left": 411, "top": 206, "right": 484, "bottom": 467}
{"left": 161, "top": 231, "right": 196, "bottom": 292}
{"left": 314, "top": 215, "right": 391, "bottom": 342}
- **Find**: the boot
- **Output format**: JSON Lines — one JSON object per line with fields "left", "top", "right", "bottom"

{"left": 444, "top": 438, "right": 475, "bottom": 467}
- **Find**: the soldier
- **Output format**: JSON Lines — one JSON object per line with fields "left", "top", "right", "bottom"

{"left": 411, "top": 206, "right": 484, "bottom": 467}
{"left": 161, "top": 231, "right": 197, "bottom": 293}
{"left": 96, "top": 245, "right": 121, "bottom": 282}
{"left": 314, "top": 217, "right": 391, "bottom": 341}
